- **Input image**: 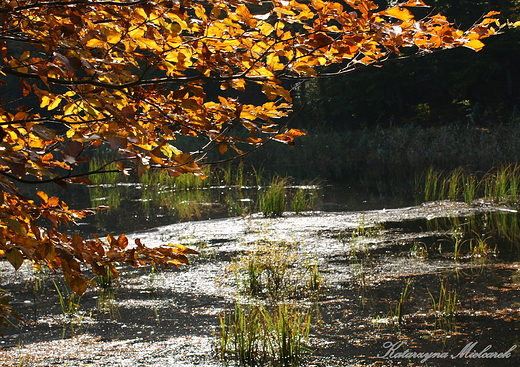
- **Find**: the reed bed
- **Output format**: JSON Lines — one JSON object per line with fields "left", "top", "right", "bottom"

{"left": 420, "top": 164, "right": 520, "bottom": 205}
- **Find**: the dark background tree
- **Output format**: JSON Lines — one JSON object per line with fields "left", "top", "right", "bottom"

{"left": 294, "top": 0, "right": 520, "bottom": 131}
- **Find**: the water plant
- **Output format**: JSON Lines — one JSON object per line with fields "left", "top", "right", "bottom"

{"left": 450, "top": 228, "right": 465, "bottom": 261}
{"left": 290, "top": 183, "right": 318, "bottom": 214}
{"left": 88, "top": 156, "right": 122, "bottom": 185}
{"left": 261, "top": 303, "right": 312, "bottom": 366}
{"left": 428, "top": 278, "right": 458, "bottom": 331}
{"left": 290, "top": 187, "right": 308, "bottom": 213}
{"left": 219, "top": 302, "right": 312, "bottom": 366}
{"left": 306, "top": 259, "right": 322, "bottom": 295}
{"left": 462, "top": 173, "right": 478, "bottom": 203}
{"left": 53, "top": 280, "right": 82, "bottom": 316}
{"left": 424, "top": 167, "right": 443, "bottom": 201}
{"left": 447, "top": 167, "right": 463, "bottom": 201}
{"left": 349, "top": 245, "right": 368, "bottom": 289}
{"left": 409, "top": 242, "right": 428, "bottom": 260}
{"left": 94, "top": 267, "right": 120, "bottom": 318}
{"left": 389, "top": 279, "right": 412, "bottom": 325}
{"left": 421, "top": 164, "right": 520, "bottom": 204}
{"left": 259, "top": 176, "right": 288, "bottom": 217}
{"left": 428, "top": 278, "right": 458, "bottom": 316}
{"left": 468, "top": 232, "right": 494, "bottom": 264}
{"left": 232, "top": 240, "right": 320, "bottom": 301}
{"left": 351, "top": 215, "right": 382, "bottom": 239}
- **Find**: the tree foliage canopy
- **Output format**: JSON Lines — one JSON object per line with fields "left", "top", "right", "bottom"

{"left": 0, "top": 0, "right": 502, "bottom": 322}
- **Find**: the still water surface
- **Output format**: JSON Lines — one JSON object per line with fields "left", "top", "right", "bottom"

{"left": 69, "top": 182, "right": 417, "bottom": 236}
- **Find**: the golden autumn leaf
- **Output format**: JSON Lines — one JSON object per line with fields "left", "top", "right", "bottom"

{"left": 286, "top": 129, "right": 306, "bottom": 137}
{"left": 85, "top": 38, "right": 105, "bottom": 48}
{"left": 464, "top": 39, "right": 486, "bottom": 52}
{"left": 383, "top": 6, "right": 415, "bottom": 22}
{"left": 105, "top": 29, "right": 122, "bottom": 44}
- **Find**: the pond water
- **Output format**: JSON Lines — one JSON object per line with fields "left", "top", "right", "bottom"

{"left": 1, "top": 182, "right": 520, "bottom": 366}
{"left": 71, "top": 182, "right": 417, "bottom": 236}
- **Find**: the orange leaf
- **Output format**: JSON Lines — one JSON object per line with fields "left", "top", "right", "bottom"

{"left": 383, "top": 7, "right": 415, "bottom": 21}
{"left": 168, "top": 243, "right": 199, "bottom": 255}
{"left": 273, "top": 133, "right": 295, "bottom": 146}
{"left": 37, "top": 191, "right": 49, "bottom": 204}
{"left": 464, "top": 39, "right": 485, "bottom": 52}
{"left": 246, "top": 137, "right": 263, "bottom": 144}
{"left": 219, "top": 143, "right": 228, "bottom": 154}
{"left": 117, "top": 234, "right": 128, "bottom": 249}
{"left": 484, "top": 11, "right": 500, "bottom": 17}
{"left": 286, "top": 129, "right": 306, "bottom": 137}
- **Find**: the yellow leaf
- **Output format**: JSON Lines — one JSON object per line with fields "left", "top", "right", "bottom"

{"left": 136, "top": 37, "right": 160, "bottom": 50}
{"left": 383, "top": 7, "right": 415, "bottom": 22}
{"left": 48, "top": 97, "right": 62, "bottom": 111}
{"left": 194, "top": 4, "right": 208, "bottom": 21}
{"left": 293, "top": 62, "right": 317, "bottom": 77}
{"left": 259, "top": 22, "right": 274, "bottom": 36}
{"left": 40, "top": 95, "right": 51, "bottom": 108}
{"left": 134, "top": 7, "right": 148, "bottom": 21}
{"left": 165, "top": 51, "right": 179, "bottom": 62}
{"left": 86, "top": 38, "right": 105, "bottom": 48}
{"left": 252, "top": 67, "right": 275, "bottom": 78}
{"left": 464, "top": 39, "right": 485, "bottom": 52}
{"left": 168, "top": 243, "right": 199, "bottom": 255}
{"left": 160, "top": 144, "right": 181, "bottom": 158}
{"left": 106, "top": 29, "right": 122, "bottom": 44}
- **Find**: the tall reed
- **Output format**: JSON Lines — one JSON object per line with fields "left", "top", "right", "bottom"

{"left": 428, "top": 278, "right": 458, "bottom": 316}
{"left": 390, "top": 279, "right": 412, "bottom": 325}
{"left": 421, "top": 164, "right": 520, "bottom": 204}
{"left": 259, "top": 176, "right": 288, "bottom": 217}
{"left": 219, "top": 302, "right": 312, "bottom": 365}
{"left": 424, "top": 167, "right": 443, "bottom": 201}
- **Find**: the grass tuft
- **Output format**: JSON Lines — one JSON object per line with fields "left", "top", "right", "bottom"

{"left": 259, "top": 176, "right": 288, "bottom": 217}
{"left": 219, "top": 302, "right": 312, "bottom": 365}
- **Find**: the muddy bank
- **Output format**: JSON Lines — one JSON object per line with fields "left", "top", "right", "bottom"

{"left": 1, "top": 201, "right": 519, "bottom": 366}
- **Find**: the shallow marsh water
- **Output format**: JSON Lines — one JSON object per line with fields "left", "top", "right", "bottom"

{"left": 1, "top": 201, "right": 520, "bottom": 366}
